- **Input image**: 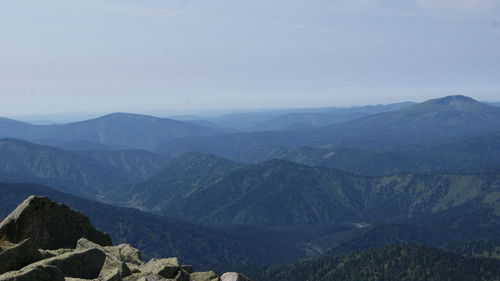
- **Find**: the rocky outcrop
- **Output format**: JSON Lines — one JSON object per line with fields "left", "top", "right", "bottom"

{"left": 0, "top": 196, "right": 111, "bottom": 249}
{"left": 0, "top": 196, "right": 252, "bottom": 281}
{"left": 39, "top": 248, "right": 74, "bottom": 259}
{"left": 190, "top": 271, "right": 220, "bottom": 281}
{"left": 220, "top": 273, "right": 252, "bottom": 281}
{"left": 0, "top": 238, "right": 42, "bottom": 274}
{"left": 123, "top": 257, "right": 192, "bottom": 281}
{"left": 0, "top": 265, "right": 65, "bottom": 281}
{"left": 76, "top": 238, "right": 142, "bottom": 272}
{"left": 139, "top": 258, "right": 180, "bottom": 279}
{"left": 76, "top": 238, "right": 133, "bottom": 280}
{"left": 27, "top": 248, "right": 106, "bottom": 279}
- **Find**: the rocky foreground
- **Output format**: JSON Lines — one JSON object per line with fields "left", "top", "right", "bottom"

{"left": 0, "top": 196, "right": 251, "bottom": 281}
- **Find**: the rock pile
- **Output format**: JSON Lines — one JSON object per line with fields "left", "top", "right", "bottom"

{"left": 0, "top": 196, "right": 252, "bottom": 281}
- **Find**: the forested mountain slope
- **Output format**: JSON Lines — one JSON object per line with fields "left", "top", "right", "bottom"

{"left": 0, "top": 182, "right": 303, "bottom": 269}
{"left": 0, "top": 139, "right": 169, "bottom": 198}
{"left": 249, "top": 244, "right": 500, "bottom": 281}
{"left": 108, "top": 156, "right": 500, "bottom": 238}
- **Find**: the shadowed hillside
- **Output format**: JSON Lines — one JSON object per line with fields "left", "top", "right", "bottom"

{"left": 0, "top": 182, "right": 303, "bottom": 269}
{"left": 248, "top": 244, "right": 500, "bottom": 281}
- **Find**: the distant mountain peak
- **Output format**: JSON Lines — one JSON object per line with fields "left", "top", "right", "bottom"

{"left": 97, "top": 112, "right": 157, "bottom": 120}
{"left": 427, "top": 95, "right": 480, "bottom": 107}
{"left": 403, "top": 95, "right": 493, "bottom": 114}
{"left": 437, "top": 95, "right": 477, "bottom": 102}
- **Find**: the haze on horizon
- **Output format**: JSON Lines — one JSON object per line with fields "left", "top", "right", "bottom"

{"left": 0, "top": 0, "right": 499, "bottom": 117}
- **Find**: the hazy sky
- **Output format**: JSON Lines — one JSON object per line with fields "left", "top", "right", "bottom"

{"left": 0, "top": 0, "right": 499, "bottom": 116}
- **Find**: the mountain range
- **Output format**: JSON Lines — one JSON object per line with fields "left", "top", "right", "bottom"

{"left": 3, "top": 96, "right": 496, "bottom": 157}
{"left": 0, "top": 139, "right": 168, "bottom": 198}
{"left": 203, "top": 102, "right": 415, "bottom": 131}
{"left": 104, "top": 154, "right": 500, "bottom": 239}
{"left": 1, "top": 95, "right": 500, "bottom": 280}
{"left": 256, "top": 132, "right": 500, "bottom": 176}
{"left": 313, "top": 95, "right": 500, "bottom": 148}
{"left": 0, "top": 113, "right": 224, "bottom": 150}
{"left": 159, "top": 96, "right": 500, "bottom": 159}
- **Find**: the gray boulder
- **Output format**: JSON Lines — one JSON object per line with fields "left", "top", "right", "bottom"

{"left": 77, "top": 238, "right": 142, "bottom": 268}
{"left": 110, "top": 243, "right": 143, "bottom": 266}
{"left": 220, "top": 273, "right": 252, "bottom": 281}
{"left": 99, "top": 264, "right": 130, "bottom": 281}
{"left": 27, "top": 248, "right": 106, "bottom": 279}
{"left": 76, "top": 238, "right": 134, "bottom": 280}
{"left": 139, "top": 258, "right": 180, "bottom": 279}
{"left": 123, "top": 273, "right": 169, "bottom": 281}
{"left": 0, "top": 197, "right": 229, "bottom": 281}
{"left": 100, "top": 256, "right": 132, "bottom": 281}
{"left": 0, "top": 265, "right": 64, "bottom": 281}
{"left": 0, "top": 196, "right": 111, "bottom": 249}
{"left": 123, "top": 270, "right": 188, "bottom": 281}
{"left": 39, "top": 248, "right": 74, "bottom": 259}
{"left": 190, "top": 271, "right": 220, "bottom": 281}
{"left": 75, "top": 237, "right": 101, "bottom": 251}
{"left": 0, "top": 238, "right": 43, "bottom": 274}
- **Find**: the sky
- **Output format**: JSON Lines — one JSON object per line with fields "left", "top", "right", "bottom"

{"left": 0, "top": 0, "right": 499, "bottom": 117}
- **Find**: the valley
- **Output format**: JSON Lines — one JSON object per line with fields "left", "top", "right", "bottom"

{"left": 1, "top": 95, "right": 500, "bottom": 280}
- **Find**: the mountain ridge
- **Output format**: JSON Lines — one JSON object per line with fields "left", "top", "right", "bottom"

{"left": 0, "top": 182, "right": 304, "bottom": 268}
{"left": 106, "top": 154, "right": 500, "bottom": 242}
{"left": 0, "top": 138, "right": 169, "bottom": 198}
{"left": 159, "top": 96, "right": 500, "bottom": 159}
{"left": 0, "top": 112, "right": 224, "bottom": 150}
